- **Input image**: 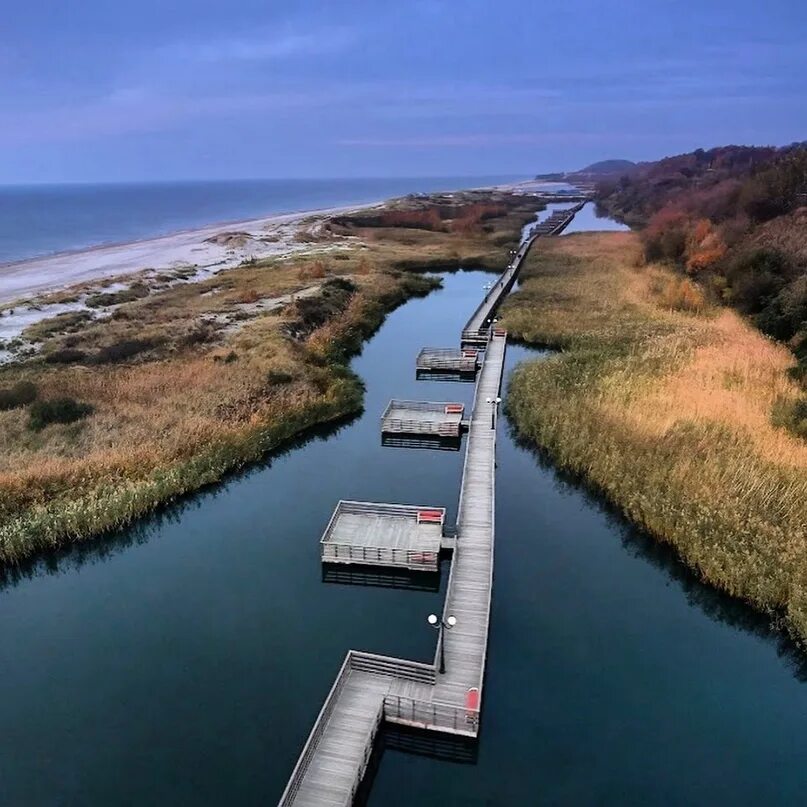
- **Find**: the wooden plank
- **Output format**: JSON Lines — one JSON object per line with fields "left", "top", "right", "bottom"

{"left": 277, "top": 209, "right": 590, "bottom": 803}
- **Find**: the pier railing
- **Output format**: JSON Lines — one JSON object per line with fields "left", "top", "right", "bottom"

{"left": 322, "top": 543, "right": 439, "bottom": 570}
{"left": 383, "top": 695, "right": 479, "bottom": 737}
{"left": 278, "top": 652, "right": 354, "bottom": 807}
{"left": 278, "top": 650, "right": 439, "bottom": 806}
{"left": 350, "top": 651, "right": 436, "bottom": 684}
{"left": 320, "top": 500, "right": 444, "bottom": 571}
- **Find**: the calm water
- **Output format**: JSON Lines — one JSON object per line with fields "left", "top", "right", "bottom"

{"left": 0, "top": 176, "right": 519, "bottom": 263}
{"left": 0, "top": 227, "right": 805, "bottom": 804}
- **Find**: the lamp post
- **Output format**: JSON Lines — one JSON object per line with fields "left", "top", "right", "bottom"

{"left": 428, "top": 613, "right": 457, "bottom": 674}
{"left": 483, "top": 281, "right": 493, "bottom": 299}
{"left": 485, "top": 396, "right": 502, "bottom": 429}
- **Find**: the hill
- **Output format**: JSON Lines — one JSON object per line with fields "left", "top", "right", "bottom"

{"left": 595, "top": 143, "right": 807, "bottom": 398}
{"left": 577, "top": 159, "right": 637, "bottom": 175}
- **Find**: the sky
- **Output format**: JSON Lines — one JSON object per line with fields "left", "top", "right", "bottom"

{"left": 2, "top": 0, "right": 806, "bottom": 183}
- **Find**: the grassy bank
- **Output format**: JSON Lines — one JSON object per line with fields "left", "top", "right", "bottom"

{"left": 501, "top": 231, "right": 807, "bottom": 644}
{"left": 0, "top": 190, "right": 540, "bottom": 563}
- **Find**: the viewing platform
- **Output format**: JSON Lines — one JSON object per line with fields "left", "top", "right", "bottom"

{"left": 416, "top": 347, "right": 480, "bottom": 375}
{"left": 320, "top": 500, "right": 445, "bottom": 571}
{"left": 381, "top": 400, "right": 466, "bottom": 438}
{"left": 278, "top": 201, "right": 587, "bottom": 806}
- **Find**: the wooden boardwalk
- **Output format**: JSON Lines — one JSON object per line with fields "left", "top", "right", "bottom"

{"left": 381, "top": 400, "right": 466, "bottom": 438}
{"left": 320, "top": 501, "right": 444, "bottom": 571}
{"left": 462, "top": 201, "right": 584, "bottom": 344}
{"left": 278, "top": 202, "right": 583, "bottom": 805}
{"left": 416, "top": 347, "right": 479, "bottom": 374}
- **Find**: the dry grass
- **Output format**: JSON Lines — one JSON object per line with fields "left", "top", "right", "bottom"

{"left": 0, "top": 191, "right": 539, "bottom": 562}
{"left": 502, "top": 231, "right": 807, "bottom": 644}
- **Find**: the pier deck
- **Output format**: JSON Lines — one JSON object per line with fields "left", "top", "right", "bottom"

{"left": 416, "top": 347, "right": 479, "bottom": 374}
{"left": 280, "top": 335, "right": 505, "bottom": 806}
{"left": 279, "top": 200, "right": 584, "bottom": 806}
{"left": 320, "top": 501, "right": 445, "bottom": 571}
{"left": 381, "top": 400, "right": 466, "bottom": 437}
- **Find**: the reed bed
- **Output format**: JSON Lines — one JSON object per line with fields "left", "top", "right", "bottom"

{"left": 0, "top": 192, "right": 537, "bottom": 563}
{"left": 502, "top": 231, "right": 807, "bottom": 644}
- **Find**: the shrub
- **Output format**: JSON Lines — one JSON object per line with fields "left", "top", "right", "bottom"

{"left": 267, "top": 370, "right": 294, "bottom": 385}
{"left": 0, "top": 381, "right": 38, "bottom": 411}
{"left": 23, "top": 310, "right": 93, "bottom": 341}
{"left": 659, "top": 278, "right": 706, "bottom": 312}
{"left": 86, "top": 284, "right": 149, "bottom": 308}
{"left": 181, "top": 325, "right": 215, "bottom": 347}
{"left": 376, "top": 209, "right": 444, "bottom": 231}
{"left": 238, "top": 289, "right": 260, "bottom": 304}
{"left": 298, "top": 260, "right": 328, "bottom": 281}
{"left": 92, "top": 337, "right": 159, "bottom": 364}
{"left": 44, "top": 348, "right": 87, "bottom": 364}
{"left": 771, "top": 396, "right": 807, "bottom": 440}
{"left": 28, "top": 398, "right": 93, "bottom": 431}
{"left": 725, "top": 249, "right": 790, "bottom": 315}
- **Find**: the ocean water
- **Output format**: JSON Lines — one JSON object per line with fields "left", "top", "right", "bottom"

{"left": 0, "top": 176, "right": 520, "bottom": 264}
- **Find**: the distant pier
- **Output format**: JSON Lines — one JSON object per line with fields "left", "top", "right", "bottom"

{"left": 278, "top": 203, "right": 583, "bottom": 806}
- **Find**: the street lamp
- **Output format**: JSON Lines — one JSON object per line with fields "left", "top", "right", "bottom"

{"left": 485, "top": 396, "right": 502, "bottom": 429}
{"left": 428, "top": 613, "right": 457, "bottom": 674}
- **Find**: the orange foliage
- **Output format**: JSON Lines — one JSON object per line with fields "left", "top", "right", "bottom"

{"left": 659, "top": 277, "right": 706, "bottom": 311}
{"left": 450, "top": 203, "right": 507, "bottom": 234}
{"left": 685, "top": 218, "right": 727, "bottom": 272}
{"left": 377, "top": 209, "right": 443, "bottom": 230}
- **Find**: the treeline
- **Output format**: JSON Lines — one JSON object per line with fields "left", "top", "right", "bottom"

{"left": 596, "top": 143, "right": 807, "bottom": 385}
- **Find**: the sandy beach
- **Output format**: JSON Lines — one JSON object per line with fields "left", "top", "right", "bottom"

{"left": 0, "top": 201, "right": 375, "bottom": 308}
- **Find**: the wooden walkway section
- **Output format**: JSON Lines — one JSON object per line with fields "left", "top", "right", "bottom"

{"left": 381, "top": 400, "right": 466, "bottom": 438}
{"left": 320, "top": 501, "right": 445, "bottom": 571}
{"left": 461, "top": 201, "right": 584, "bottom": 346}
{"left": 278, "top": 202, "right": 583, "bottom": 806}
{"left": 416, "top": 347, "right": 479, "bottom": 374}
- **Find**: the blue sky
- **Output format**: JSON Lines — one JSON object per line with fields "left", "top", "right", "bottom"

{"left": 2, "top": 0, "right": 805, "bottom": 182}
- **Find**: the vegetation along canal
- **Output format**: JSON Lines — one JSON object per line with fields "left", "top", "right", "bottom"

{"left": 0, "top": 211, "right": 805, "bottom": 805}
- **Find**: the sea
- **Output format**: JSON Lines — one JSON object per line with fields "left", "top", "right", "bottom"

{"left": 0, "top": 176, "right": 521, "bottom": 264}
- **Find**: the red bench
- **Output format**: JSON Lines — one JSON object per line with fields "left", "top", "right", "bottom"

{"left": 417, "top": 510, "right": 444, "bottom": 524}
{"left": 444, "top": 403, "right": 464, "bottom": 415}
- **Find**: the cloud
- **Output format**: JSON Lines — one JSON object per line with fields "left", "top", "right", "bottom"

{"left": 337, "top": 132, "right": 670, "bottom": 148}
{"left": 165, "top": 27, "right": 357, "bottom": 64}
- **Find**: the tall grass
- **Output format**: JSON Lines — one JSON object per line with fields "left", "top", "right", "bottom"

{"left": 502, "top": 231, "right": 807, "bottom": 645}
{"left": 0, "top": 193, "right": 532, "bottom": 564}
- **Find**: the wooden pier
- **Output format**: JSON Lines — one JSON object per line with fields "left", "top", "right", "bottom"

{"left": 381, "top": 400, "right": 466, "bottom": 438}
{"left": 462, "top": 202, "right": 585, "bottom": 346}
{"left": 416, "top": 347, "right": 479, "bottom": 374}
{"left": 320, "top": 501, "right": 445, "bottom": 571}
{"left": 278, "top": 201, "right": 583, "bottom": 806}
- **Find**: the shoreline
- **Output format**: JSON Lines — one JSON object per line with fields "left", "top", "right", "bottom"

{"left": 0, "top": 177, "right": 535, "bottom": 307}
{"left": 0, "top": 191, "right": 541, "bottom": 561}
{"left": 0, "top": 200, "right": 379, "bottom": 308}
{"left": 502, "top": 230, "right": 807, "bottom": 646}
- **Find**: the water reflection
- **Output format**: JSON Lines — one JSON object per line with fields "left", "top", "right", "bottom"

{"left": 0, "top": 412, "right": 359, "bottom": 596}
{"left": 415, "top": 369, "right": 477, "bottom": 384}
{"left": 505, "top": 419, "right": 807, "bottom": 683}
{"left": 322, "top": 562, "right": 443, "bottom": 592}
{"left": 381, "top": 434, "right": 463, "bottom": 452}
{"left": 355, "top": 724, "right": 479, "bottom": 806}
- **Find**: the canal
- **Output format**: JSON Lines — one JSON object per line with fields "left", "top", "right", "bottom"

{"left": 0, "top": 211, "right": 805, "bottom": 805}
